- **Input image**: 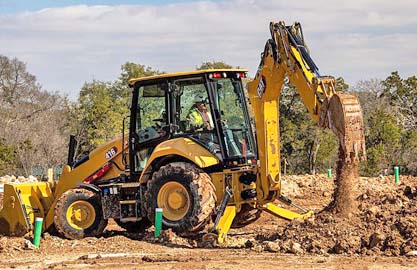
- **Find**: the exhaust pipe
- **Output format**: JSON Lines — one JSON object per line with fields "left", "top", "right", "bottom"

{"left": 67, "top": 135, "right": 77, "bottom": 166}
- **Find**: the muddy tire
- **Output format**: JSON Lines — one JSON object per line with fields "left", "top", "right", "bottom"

{"left": 144, "top": 162, "right": 216, "bottom": 233}
{"left": 115, "top": 218, "right": 151, "bottom": 233}
{"left": 231, "top": 204, "right": 262, "bottom": 228}
{"left": 54, "top": 188, "right": 108, "bottom": 239}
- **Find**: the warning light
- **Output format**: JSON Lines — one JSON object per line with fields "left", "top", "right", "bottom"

{"left": 236, "top": 72, "right": 246, "bottom": 78}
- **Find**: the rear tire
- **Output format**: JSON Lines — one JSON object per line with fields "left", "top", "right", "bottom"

{"left": 54, "top": 188, "right": 108, "bottom": 239}
{"left": 115, "top": 218, "right": 151, "bottom": 233}
{"left": 231, "top": 204, "right": 262, "bottom": 228}
{"left": 144, "top": 162, "right": 216, "bottom": 233}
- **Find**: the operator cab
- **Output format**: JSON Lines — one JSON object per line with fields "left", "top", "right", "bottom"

{"left": 128, "top": 69, "right": 257, "bottom": 177}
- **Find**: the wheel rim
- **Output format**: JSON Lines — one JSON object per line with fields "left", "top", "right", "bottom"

{"left": 157, "top": 181, "right": 190, "bottom": 221}
{"left": 66, "top": 201, "right": 96, "bottom": 230}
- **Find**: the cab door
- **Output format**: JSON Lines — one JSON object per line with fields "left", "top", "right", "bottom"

{"left": 129, "top": 80, "right": 170, "bottom": 176}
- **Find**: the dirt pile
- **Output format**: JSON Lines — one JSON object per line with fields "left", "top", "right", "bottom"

{"left": 239, "top": 176, "right": 417, "bottom": 256}
{"left": 0, "top": 175, "right": 38, "bottom": 184}
{"left": 0, "top": 236, "right": 31, "bottom": 254}
{"left": 0, "top": 174, "right": 415, "bottom": 258}
{"left": 142, "top": 229, "right": 197, "bottom": 248}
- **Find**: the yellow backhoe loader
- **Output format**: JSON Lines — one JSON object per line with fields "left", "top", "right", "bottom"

{"left": 0, "top": 21, "right": 365, "bottom": 243}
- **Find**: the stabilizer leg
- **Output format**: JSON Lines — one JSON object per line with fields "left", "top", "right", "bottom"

{"left": 215, "top": 206, "right": 236, "bottom": 244}
{"left": 264, "top": 203, "right": 312, "bottom": 220}
{"left": 263, "top": 195, "right": 313, "bottom": 220}
{"left": 204, "top": 186, "right": 236, "bottom": 244}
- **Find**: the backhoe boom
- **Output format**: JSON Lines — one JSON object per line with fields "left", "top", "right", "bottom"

{"left": 247, "top": 21, "right": 366, "bottom": 204}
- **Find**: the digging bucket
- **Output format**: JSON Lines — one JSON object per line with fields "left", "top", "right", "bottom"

{"left": 0, "top": 182, "right": 55, "bottom": 236}
{"left": 319, "top": 93, "right": 366, "bottom": 163}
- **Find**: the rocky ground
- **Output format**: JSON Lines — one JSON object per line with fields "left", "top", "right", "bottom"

{"left": 0, "top": 175, "right": 38, "bottom": 184}
{"left": 0, "top": 173, "right": 416, "bottom": 269}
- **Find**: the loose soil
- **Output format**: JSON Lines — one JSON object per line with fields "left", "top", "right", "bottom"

{"left": 323, "top": 92, "right": 366, "bottom": 217}
{"left": 327, "top": 148, "right": 359, "bottom": 217}
{"left": 0, "top": 174, "right": 416, "bottom": 269}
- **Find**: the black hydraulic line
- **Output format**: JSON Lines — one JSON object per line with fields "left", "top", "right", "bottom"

{"left": 279, "top": 194, "right": 309, "bottom": 213}
{"left": 210, "top": 186, "right": 233, "bottom": 233}
{"left": 277, "top": 24, "right": 292, "bottom": 69}
{"left": 285, "top": 26, "right": 320, "bottom": 76}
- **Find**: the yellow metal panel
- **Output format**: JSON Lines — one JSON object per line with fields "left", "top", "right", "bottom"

{"left": 53, "top": 136, "right": 127, "bottom": 203}
{"left": 129, "top": 69, "right": 248, "bottom": 85}
{"left": 43, "top": 136, "right": 128, "bottom": 230}
{"left": 288, "top": 47, "right": 320, "bottom": 122}
{"left": 247, "top": 51, "right": 284, "bottom": 203}
{"left": 210, "top": 166, "right": 258, "bottom": 208}
{"left": 264, "top": 203, "right": 313, "bottom": 221}
{"left": 210, "top": 173, "right": 225, "bottom": 204}
{"left": 140, "top": 138, "right": 219, "bottom": 183}
{"left": 246, "top": 21, "right": 340, "bottom": 205}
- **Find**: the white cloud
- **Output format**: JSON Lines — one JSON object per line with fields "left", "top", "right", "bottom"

{"left": 1, "top": 0, "right": 416, "bottom": 98}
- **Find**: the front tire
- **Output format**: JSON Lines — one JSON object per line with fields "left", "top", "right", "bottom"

{"left": 144, "top": 162, "right": 216, "bottom": 233}
{"left": 54, "top": 188, "right": 108, "bottom": 239}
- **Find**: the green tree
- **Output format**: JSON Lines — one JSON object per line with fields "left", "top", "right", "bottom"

{"left": 197, "top": 61, "right": 233, "bottom": 70}
{"left": 0, "top": 55, "right": 69, "bottom": 175}
{"left": 72, "top": 62, "right": 161, "bottom": 156}
{"left": 361, "top": 108, "right": 401, "bottom": 175}
{"left": 279, "top": 77, "right": 347, "bottom": 174}
{"left": 399, "top": 130, "right": 417, "bottom": 175}
{"left": 380, "top": 72, "right": 417, "bottom": 175}
{"left": 0, "top": 139, "right": 17, "bottom": 175}
{"left": 73, "top": 81, "right": 128, "bottom": 155}
{"left": 382, "top": 71, "right": 417, "bottom": 130}
{"left": 118, "top": 62, "right": 162, "bottom": 86}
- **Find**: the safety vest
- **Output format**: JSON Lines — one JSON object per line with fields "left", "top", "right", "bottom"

{"left": 187, "top": 107, "right": 214, "bottom": 131}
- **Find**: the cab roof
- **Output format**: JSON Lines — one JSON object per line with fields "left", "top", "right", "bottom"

{"left": 128, "top": 69, "right": 248, "bottom": 86}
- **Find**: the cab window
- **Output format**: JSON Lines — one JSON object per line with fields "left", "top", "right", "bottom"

{"left": 137, "top": 83, "right": 167, "bottom": 143}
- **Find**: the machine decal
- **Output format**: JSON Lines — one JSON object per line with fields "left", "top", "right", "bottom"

{"left": 105, "top": 147, "right": 118, "bottom": 160}
{"left": 257, "top": 76, "right": 266, "bottom": 98}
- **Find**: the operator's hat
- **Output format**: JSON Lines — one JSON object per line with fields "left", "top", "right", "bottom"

{"left": 194, "top": 94, "right": 206, "bottom": 103}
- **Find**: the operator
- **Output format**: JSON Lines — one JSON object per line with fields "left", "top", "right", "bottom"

{"left": 186, "top": 94, "right": 214, "bottom": 131}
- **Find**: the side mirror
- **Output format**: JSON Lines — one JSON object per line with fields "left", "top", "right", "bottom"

{"left": 171, "top": 83, "right": 183, "bottom": 97}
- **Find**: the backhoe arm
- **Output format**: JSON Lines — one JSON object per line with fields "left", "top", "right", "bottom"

{"left": 247, "top": 21, "right": 366, "bottom": 203}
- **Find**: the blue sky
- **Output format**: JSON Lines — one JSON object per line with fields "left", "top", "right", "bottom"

{"left": 1, "top": 0, "right": 416, "bottom": 99}
{"left": 0, "top": 0, "right": 198, "bottom": 14}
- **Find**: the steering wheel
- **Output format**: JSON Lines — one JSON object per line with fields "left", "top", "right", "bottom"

{"left": 152, "top": 118, "right": 164, "bottom": 128}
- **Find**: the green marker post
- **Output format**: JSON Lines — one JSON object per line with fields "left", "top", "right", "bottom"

{"left": 327, "top": 169, "right": 332, "bottom": 178}
{"left": 33, "top": 217, "right": 43, "bottom": 248}
{"left": 394, "top": 166, "right": 400, "bottom": 184}
{"left": 154, "top": 208, "right": 163, "bottom": 238}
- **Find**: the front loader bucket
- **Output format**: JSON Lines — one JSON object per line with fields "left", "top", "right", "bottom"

{"left": 319, "top": 93, "right": 366, "bottom": 163}
{"left": 0, "top": 182, "right": 55, "bottom": 236}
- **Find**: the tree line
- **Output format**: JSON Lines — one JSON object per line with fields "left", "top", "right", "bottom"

{"left": 0, "top": 55, "right": 415, "bottom": 176}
